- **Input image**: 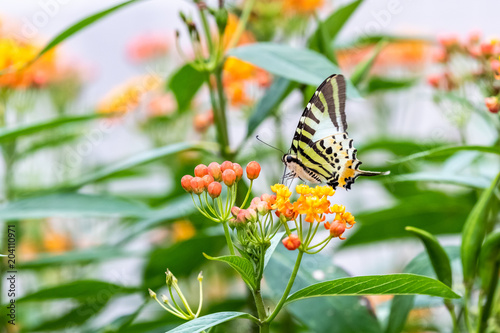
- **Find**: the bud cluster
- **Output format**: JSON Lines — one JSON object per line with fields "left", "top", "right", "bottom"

{"left": 148, "top": 269, "right": 204, "bottom": 321}
{"left": 181, "top": 161, "right": 261, "bottom": 224}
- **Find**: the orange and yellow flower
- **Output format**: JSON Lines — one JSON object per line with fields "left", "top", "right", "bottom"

{"left": 283, "top": 0, "right": 324, "bottom": 14}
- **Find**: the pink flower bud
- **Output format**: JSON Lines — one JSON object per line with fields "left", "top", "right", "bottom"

{"left": 201, "top": 174, "right": 215, "bottom": 189}
{"left": 246, "top": 161, "right": 261, "bottom": 180}
{"left": 181, "top": 175, "right": 194, "bottom": 193}
{"left": 207, "top": 162, "right": 222, "bottom": 181}
{"left": 231, "top": 206, "right": 241, "bottom": 217}
{"left": 256, "top": 201, "right": 269, "bottom": 215}
{"left": 208, "top": 182, "right": 222, "bottom": 198}
{"left": 485, "top": 96, "right": 500, "bottom": 113}
{"left": 194, "top": 164, "right": 208, "bottom": 177}
{"left": 233, "top": 163, "right": 243, "bottom": 181}
{"left": 244, "top": 208, "right": 257, "bottom": 222}
{"left": 222, "top": 169, "right": 236, "bottom": 186}
{"left": 190, "top": 177, "right": 205, "bottom": 195}
{"left": 282, "top": 234, "right": 301, "bottom": 251}
{"left": 220, "top": 161, "right": 234, "bottom": 172}
{"left": 329, "top": 220, "right": 346, "bottom": 239}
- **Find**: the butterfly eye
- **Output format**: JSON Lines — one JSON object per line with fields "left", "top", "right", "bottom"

{"left": 286, "top": 155, "right": 293, "bottom": 163}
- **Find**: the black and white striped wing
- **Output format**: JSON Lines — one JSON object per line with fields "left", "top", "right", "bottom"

{"left": 290, "top": 74, "right": 347, "bottom": 156}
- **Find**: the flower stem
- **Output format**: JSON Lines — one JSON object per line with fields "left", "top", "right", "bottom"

{"left": 222, "top": 221, "right": 235, "bottom": 255}
{"left": 265, "top": 250, "right": 304, "bottom": 324}
{"left": 240, "top": 180, "right": 253, "bottom": 208}
{"left": 226, "top": 0, "right": 256, "bottom": 50}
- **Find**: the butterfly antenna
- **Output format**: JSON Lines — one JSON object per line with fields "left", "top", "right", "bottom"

{"left": 256, "top": 135, "right": 285, "bottom": 154}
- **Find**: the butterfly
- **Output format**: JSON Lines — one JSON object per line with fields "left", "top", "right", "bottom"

{"left": 282, "top": 74, "right": 389, "bottom": 190}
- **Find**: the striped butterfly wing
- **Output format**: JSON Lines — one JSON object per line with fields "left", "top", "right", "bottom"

{"left": 290, "top": 74, "right": 347, "bottom": 158}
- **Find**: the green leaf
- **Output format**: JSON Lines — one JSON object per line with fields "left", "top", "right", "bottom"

{"left": 385, "top": 247, "right": 460, "bottom": 333}
{"left": 17, "top": 280, "right": 137, "bottom": 302}
{"left": 28, "top": 299, "right": 110, "bottom": 331}
{"left": 16, "top": 133, "right": 82, "bottom": 160}
{"left": 387, "top": 172, "right": 490, "bottom": 189}
{"left": 143, "top": 235, "right": 226, "bottom": 289}
{"left": 168, "top": 63, "right": 205, "bottom": 111}
{"left": 461, "top": 172, "right": 500, "bottom": 286}
{"left": 266, "top": 248, "right": 382, "bottom": 333}
{"left": 343, "top": 192, "right": 474, "bottom": 247}
{"left": 350, "top": 39, "right": 387, "bottom": 87}
{"left": 308, "top": 0, "right": 363, "bottom": 51}
{"left": 285, "top": 274, "right": 459, "bottom": 306}
{"left": 393, "top": 145, "right": 500, "bottom": 165}
{"left": 365, "top": 76, "right": 417, "bottom": 94}
{"left": 0, "top": 192, "right": 151, "bottom": 220}
{"left": 228, "top": 43, "right": 360, "bottom": 98}
{"left": 165, "top": 312, "right": 255, "bottom": 333}
{"left": 405, "top": 226, "right": 452, "bottom": 287}
{"left": 26, "top": 0, "right": 143, "bottom": 67}
{"left": 66, "top": 141, "right": 217, "bottom": 189}
{"left": 264, "top": 231, "right": 286, "bottom": 269}
{"left": 19, "top": 247, "right": 130, "bottom": 269}
{"left": 116, "top": 195, "right": 196, "bottom": 245}
{"left": 478, "top": 231, "right": 500, "bottom": 291}
{"left": 0, "top": 114, "right": 104, "bottom": 143}
{"left": 246, "top": 77, "right": 294, "bottom": 138}
{"left": 203, "top": 254, "right": 256, "bottom": 289}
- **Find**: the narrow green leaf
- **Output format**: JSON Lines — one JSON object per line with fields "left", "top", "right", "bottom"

{"left": 0, "top": 114, "right": 104, "bottom": 143}
{"left": 246, "top": 77, "right": 294, "bottom": 138}
{"left": 66, "top": 141, "right": 217, "bottom": 189}
{"left": 478, "top": 231, "right": 500, "bottom": 291}
{"left": 308, "top": 0, "right": 363, "bottom": 51}
{"left": 405, "top": 226, "right": 452, "bottom": 287}
{"left": 17, "top": 280, "right": 137, "bottom": 302}
{"left": 388, "top": 172, "right": 490, "bottom": 189}
{"left": 461, "top": 172, "right": 500, "bottom": 286}
{"left": 0, "top": 192, "right": 151, "bottom": 220}
{"left": 16, "top": 133, "right": 82, "bottom": 160}
{"left": 228, "top": 43, "right": 360, "bottom": 98}
{"left": 393, "top": 145, "right": 500, "bottom": 165}
{"left": 165, "top": 312, "right": 255, "bottom": 333}
{"left": 365, "top": 76, "right": 417, "bottom": 94}
{"left": 264, "top": 231, "right": 286, "bottom": 269}
{"left": 28, "top": 299, "right": 110, "bottom": 331}
{"left": 285, "top": 274, "right": 460, "bottom": 306}
{"left": 26, "top": 0, "right": 143, "bottom": 67}
{"left": 350, "top": 39, "right": 387, "bottom": 87}
{"left": 168, "top": 63, "right": 205, "bottom": 111}
{"left": 203, "top": 254, "right": 256, "bottom": 289}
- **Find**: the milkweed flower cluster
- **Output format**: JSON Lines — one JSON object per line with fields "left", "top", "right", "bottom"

{"left": 427, "top": 31, "right": 500, "bottom": 115}
{"left": 181, "top": 161, "right": 261, "bottom": 223}
{"left": 148, "top": 269, "right": 203, "bottom": 320}
{"left": 271, "top": 184, "right": 355, "bottom": 253}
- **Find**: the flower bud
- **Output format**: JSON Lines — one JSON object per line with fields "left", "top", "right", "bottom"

{"left": 250, "top": 197, "right": 261, "bottom": 208}
{"left": 198, "top": 271, "right": 203, "bottom": 282}
{"left": 260, "top": 193, "right": 276, "bottom": 209}
{"left": 190, "top": 177, "right": 205, "bottom": 195}
{"left": 427, "top": 74, "right": 441, "bottom": 88}
{"left": 329, "top": 220, "right": 346, "bottom": 239}
{"left": 222, "top": 169, "right": 236, "bottom": 186}
{"left": 485, "top": 96, "right": 500, "bottom": 113}
{"left": 480, "top": 42, "right": 494, "bottom": 56}
{"left": 236, "top": 210, "right": 247, "bottom": 224}
{"left": 181, "top": 175, "right": 194, "bottom": 193}
{"left": 207, "top": 162, "right": 222, "bottom": 181}
{"left": 220, "top": 161, "right": 233, "bottom": 172}
{"left": 194, "top": 164, "right": 209, "bottom": 177}
{"left": 233, "top": 163, "right": 243, "bottom": 181}
{"left": 161, "top": 295, "right": 169, "bottom": 303}
{"left": 231, "top": 206, "right": 241, "bottom": 217}
{"left": 165, "top": 269, "right": 178, "bottom": 286}
{"left": 202, "top": 174, "right": 215, "bottom": 189}
{"left": 148, "top": 288, "right": 156, "bottom": 298}
{"left": 246, "top": 161, "right": 261, "bottom": 180}
{"left": 208, "top": 182, "right": 222, "bottom": 198}
{"left": 282, "top": 234, "right": 301, "bottom": 251}
{"left": 244, "top": 208, "right": 257, "bottom": 222}
{"left": 256, "top": 201, "right": 269, "bottom": 215}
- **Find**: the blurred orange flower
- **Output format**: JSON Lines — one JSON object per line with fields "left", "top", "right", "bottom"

{"left": 147, "top": 92, "right": 176, "bottom": 117}
{"left": 337, "top": 39, "right": 431, "bottom": 73}
{"left": 171, "top": 220, "right": 196, "bottom": 242}
{"left": 0, "top": 37, "right": 58, "bottom": 89}
{"left": 98, "top": 75, "right": 162, "bottom": 115}
{"left": 283, "top": 0, "right": 324, "bottom": 14}
{"left": 127, "top": 33, "right": 169, "bottom": 63}
{"left": 222, "top": 14, "right": 271, "bottom": 107}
